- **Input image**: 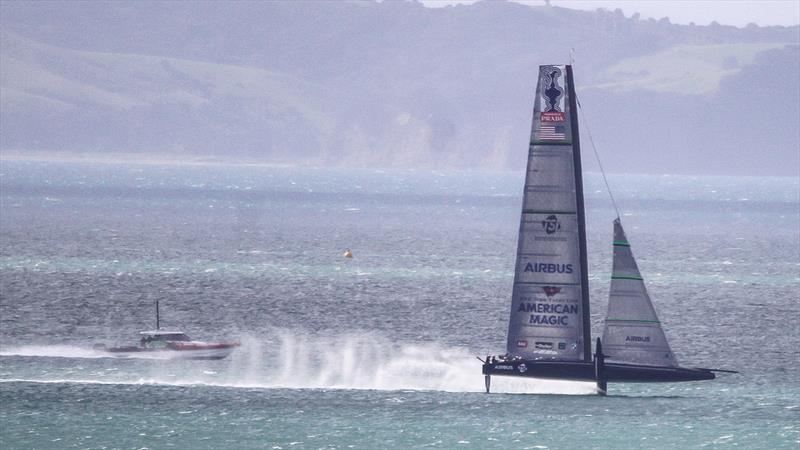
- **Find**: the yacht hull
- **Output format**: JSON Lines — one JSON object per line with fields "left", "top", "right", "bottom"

{"left": 100, "top": 343, "right": 239, "bottom": 360}
{"left": 482, "top": 359, "right": 715, "bottom": 383}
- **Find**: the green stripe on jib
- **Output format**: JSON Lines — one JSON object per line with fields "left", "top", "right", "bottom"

{"left": 611, "top": 275, "right": 643, "bottom": 280}
{"left": 613, "top": 241, "right": 630, "bottom": 246}
{"left": 606, "top": 318, "right": 661, "bottom": 324}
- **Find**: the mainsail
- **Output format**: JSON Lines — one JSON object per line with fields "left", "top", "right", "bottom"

{"left": 601, "top": 219, "right": 678, "bottom": 367}
{"left": 506, "top": 65, "right": 591, "bottom": 361}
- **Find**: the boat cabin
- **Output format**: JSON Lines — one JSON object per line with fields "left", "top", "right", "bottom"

{"left": 138, "top": 330, "right": 192, "bottom": 347}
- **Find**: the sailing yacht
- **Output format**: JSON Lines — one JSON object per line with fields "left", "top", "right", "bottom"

{"left": 481, "top": 65, "right": 735, "bottom": 394}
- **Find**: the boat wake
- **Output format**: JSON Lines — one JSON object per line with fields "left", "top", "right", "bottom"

{"left": 0, "top": 344, "right": 109, "bottom": 359}
{"left": 237, "top": 331, "right": 595, "bottom": 394}
{"left": 0, "top": 331, "right": 596, "bottom": 395}
{"left": 0, "top": 344, "right": 189, "bottom": 360}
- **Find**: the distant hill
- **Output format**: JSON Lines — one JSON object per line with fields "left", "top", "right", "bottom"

{"left": 1, "top": 0, "right": 798, "bottom": 175}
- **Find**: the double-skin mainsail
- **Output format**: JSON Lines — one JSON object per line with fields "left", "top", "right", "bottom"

{"left": 506, "top": 65, "right": 591, "bottom": 363}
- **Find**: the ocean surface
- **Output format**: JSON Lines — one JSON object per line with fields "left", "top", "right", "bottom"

{"left": 0, "top": 160, "right": 798, "bottom": 449}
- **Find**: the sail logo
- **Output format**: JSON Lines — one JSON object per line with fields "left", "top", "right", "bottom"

{"left": 542, "top": 286, "right": 561, "bottom": 297}
{"left": 541, "top": 215, "right": 561, "bottom": 234}
{"left": 524, "top": 262, "right": 573, "bottom": 274}
{"left": 529, "top": 314, "right": 569, "bottom": 326}
{"left": 516, "top": 340, "right": 528, "bottom": 348}
{"left": 540, "top": 66, "right": 565, "bottom": 123}
{"left": 626, "top": 336, "right": 651, "bottom": 343}
{"left": 523, "top": 301, "right": 574, "bottom": 326}
{"left": 535, "top": 342, "right": 553, "bottom": 350}
{"left": 518, "top": 303, "right": 578, "bottom": 314}
{"left": 539, "top": 125, "right": 566, "bottom": 140}
{"left": 541, "top": 112, "right": 565, "bottom": 122}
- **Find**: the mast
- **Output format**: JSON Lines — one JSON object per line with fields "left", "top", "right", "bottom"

{"left": 156, "top": 299, "right": 160, "bottom": 330}
{"left": 566, "top": 65, "right": 592, "bottom": 362}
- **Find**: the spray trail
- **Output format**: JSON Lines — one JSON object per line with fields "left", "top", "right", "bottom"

{"left": 0, "top": 345, "right": 188, "bottom": 360}
{"left": 1, "top": 345, "right": 109, "bottom": 359}
{"left": 237, "top": 331, "right": 595, "bottom": 394}
{"left": 0, "top": 331, "right": 596, "bottom": 395}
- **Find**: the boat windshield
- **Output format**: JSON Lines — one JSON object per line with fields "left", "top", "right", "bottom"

{"left": 148, "top": 333, "right": 191, "bottom": 342}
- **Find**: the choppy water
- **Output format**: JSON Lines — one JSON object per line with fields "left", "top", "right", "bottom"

{"left": 1, "top": 160, "right": 798, "bottom": 448}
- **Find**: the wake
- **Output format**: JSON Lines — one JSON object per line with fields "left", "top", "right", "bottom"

{"left": 0, "top": 344, "right": 177, "bottom": 360}
{"left": 1, "top": 344, "right": 110, "bottom": 359}
{"left": 0, "top": 331, "right": 597, "bottom": 395}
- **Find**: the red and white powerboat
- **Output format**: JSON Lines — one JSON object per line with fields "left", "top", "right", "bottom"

{"left": 95, "top": 330, "right": 240, "bottom": 360}
{"left": 93, "top": 300, "right": 239, "bottom": 360}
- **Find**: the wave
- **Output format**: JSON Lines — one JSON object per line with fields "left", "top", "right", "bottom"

{"left": 0, "top": 331, "right": 597, "bottom": 395}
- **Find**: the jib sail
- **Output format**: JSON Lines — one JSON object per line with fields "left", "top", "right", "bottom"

{"left": 601, "top": 219, "right": 678, "bottom": 367}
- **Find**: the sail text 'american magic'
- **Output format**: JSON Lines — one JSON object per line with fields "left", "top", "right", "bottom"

{"left": 518, "top": 302, "right": 579, "bottom": 326}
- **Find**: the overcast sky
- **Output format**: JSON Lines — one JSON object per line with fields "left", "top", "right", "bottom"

{"left": 420, "top": 0, "right": 800, "bottom": 27}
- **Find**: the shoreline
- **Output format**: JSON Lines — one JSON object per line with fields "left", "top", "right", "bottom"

{"left": 0, "top": 151, "right": 796, "bottom": 180}
{"left": 0, "top": 151, "right": 298, "bottom": 168}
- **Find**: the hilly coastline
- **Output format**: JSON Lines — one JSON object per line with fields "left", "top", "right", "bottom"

{"left": 1, "top": 0, "right": 798, "bottom": 175}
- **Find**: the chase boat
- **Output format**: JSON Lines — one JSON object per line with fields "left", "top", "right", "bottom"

{"left": 95, "top": 330, "right": 240, "bottom": 360}
{"left": 93, "top": 300, "right": 239, "bottom": 360}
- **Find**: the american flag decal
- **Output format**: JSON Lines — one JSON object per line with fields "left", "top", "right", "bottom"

{"left": 539, "top": 125, "right": 566, "bottom": 140}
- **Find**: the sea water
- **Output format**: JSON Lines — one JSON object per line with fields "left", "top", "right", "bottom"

{"left": 0, "top": 160, "right": 797, "bottom": 449}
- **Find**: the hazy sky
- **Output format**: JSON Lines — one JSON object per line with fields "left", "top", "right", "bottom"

{"left": 420, "top": 0, "right": 800, "bottom": 27}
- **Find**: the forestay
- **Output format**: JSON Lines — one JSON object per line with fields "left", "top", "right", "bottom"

{"left": 505, "top": 65, "right": 591, "bottom": 361}
{"left": 601, "top": 219, "right": 678, "bottom": 367}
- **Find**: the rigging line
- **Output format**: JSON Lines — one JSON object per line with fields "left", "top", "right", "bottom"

{"left": 575, "top": 92, "right": 621, "bottom": 220}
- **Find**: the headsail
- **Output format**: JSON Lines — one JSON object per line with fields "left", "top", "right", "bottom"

{"left": 505, "top": 65, "right": 591, "bottom": 361}
{"left": 601, "top": 219, "right": 678, "bottom": 367}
